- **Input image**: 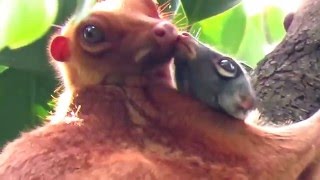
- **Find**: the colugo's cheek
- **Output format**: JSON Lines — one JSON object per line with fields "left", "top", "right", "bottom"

{"left": 50, "top": 36, "right": 71, "bottom": 62}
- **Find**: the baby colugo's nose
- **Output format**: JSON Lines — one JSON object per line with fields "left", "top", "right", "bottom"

{"left": 239, "top": 94, "right": 256, "bottom": 110}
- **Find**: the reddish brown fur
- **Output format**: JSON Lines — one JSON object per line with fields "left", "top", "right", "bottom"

{"left": 1, "top": 0, "right": 320, "bottom": 179}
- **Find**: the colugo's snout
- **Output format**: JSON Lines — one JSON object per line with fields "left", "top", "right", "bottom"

{"left": 132, "top": 20, "right": 178, "bottom": 66}
{"left": 136, "top": 21, "right": 178, "bottom": 67}
{"left": 238, "top": 90, "right": 256, "bottom": 111}
{"left": 152, "top": 21, "right": 178, "bottom": 47}
{"left": 218, "top": 77, "right": 256, "bottom": 120}
{"left": 174, "top": 32, "right": 256, "bottom": 120}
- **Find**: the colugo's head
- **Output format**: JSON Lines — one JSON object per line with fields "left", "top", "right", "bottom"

{"left": 174, "top": 32, "right": 256, "bottom": 120}
{"left": 49, "top": 0, "right": 178, "bottom": 92}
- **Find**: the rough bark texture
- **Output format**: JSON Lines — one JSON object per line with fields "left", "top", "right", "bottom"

{"left": 253, "top": 0, "right": 320, "bottom": 125}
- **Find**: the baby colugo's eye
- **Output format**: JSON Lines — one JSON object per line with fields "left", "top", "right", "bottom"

{"left": 83, "top": 25, "right": 105, "bottom": 44}
{"left": 216, "top": 58, "right": 237, "bottom": 78}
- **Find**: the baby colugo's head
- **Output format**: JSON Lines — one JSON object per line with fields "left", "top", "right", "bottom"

{"left": 174, "top": 32, "right": 256, "bottom": 120}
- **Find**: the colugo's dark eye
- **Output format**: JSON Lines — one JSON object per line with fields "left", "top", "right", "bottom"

{"left": 83, "top": 25, "right": 104, "bottom": 44}
{"left": 216, "top": 58, "right": 238, "bottom": 78}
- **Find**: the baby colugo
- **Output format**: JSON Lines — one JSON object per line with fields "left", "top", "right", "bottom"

{"left": 174, "top": 32, "right": 256, "bottom": 120}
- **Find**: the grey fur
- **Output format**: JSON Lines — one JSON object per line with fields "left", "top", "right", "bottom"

{"left": 174, "top": 33, "right": 256, "bottom": 120}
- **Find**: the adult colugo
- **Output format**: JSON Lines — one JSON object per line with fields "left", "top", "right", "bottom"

{"left": 0, "top": 0, "right": 320, "bottom": 179}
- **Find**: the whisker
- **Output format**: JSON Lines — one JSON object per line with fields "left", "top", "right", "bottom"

{"left": 177, "top": 24, "right": 192, "bottom": 31}
{"left": 194, "top": 27, "right": 202, "bottom": 39}
{"left": 51, "top": 24, "right": 62, "bottom": 29}
{"left": 158, "top": 0, "right": 171, "bottom": 13}
{"left": 161, "top": 12, "right": 174, "bottom": 19}
{"left": 54, "top": 85, "right": 63, "bottom": 93}
{"left": 174, "top": 16, "right": 187, "bottom": 26}
{"left": 161, "top": 12, "right": 174, "bottom": 17}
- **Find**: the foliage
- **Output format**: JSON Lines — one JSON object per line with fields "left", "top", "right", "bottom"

{"left": 0, "top": 0, "right": 287, "bottom": 147}
{"left": 0, "top": 0, "right": 76, "bottom": 146}
{"left": 0, "top": 0, "right": 58, "bottom": 50}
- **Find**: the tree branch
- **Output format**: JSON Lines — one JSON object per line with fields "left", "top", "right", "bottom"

{"left": 253, "top": 0, "right": 320, "bottom": 125}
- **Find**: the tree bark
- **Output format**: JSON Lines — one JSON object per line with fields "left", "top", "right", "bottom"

{"left": 253, "top": 0, "right": 320, "bottom": 125}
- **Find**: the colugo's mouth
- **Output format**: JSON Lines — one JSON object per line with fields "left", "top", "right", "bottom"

{"left": 143, "top": 22, "right": 178, "bottom": 64}
{"left": 101, "top": 51, "right": 175, "bottom": 88}
{"left": 146, "top": 61, "right": 174, "bottom": 87}
{"left": 135, "top": 47, "right": 175, "bottom": 68}
{"left": 136, "top": 45, "right": 176, "bottom": 87}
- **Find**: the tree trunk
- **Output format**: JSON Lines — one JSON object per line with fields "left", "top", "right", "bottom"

{"left": 253, "top": 0, "right": 320, "bottom": 125}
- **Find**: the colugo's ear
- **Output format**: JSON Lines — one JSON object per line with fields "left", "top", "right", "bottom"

{"left": 50, "top": 36, "right": 71, "bottom": 62}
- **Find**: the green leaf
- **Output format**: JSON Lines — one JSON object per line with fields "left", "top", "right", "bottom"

{"left": 0, "top": 0, "right": 58, "bottom": 50}
{"left": 73, "top": 0, "right": 96, "bottom": 23}
{"left": 190, "top": 4, "right": 267, "bottom": 67}
{"left": 0, "top": 34, "right": 55, "bottom": 74}
{"left": 33, "top": 104, "right": 51, "bottom": 120}
{"left": 0, "top": 66, "right": 8, "bottom": 73}
{"left": 220, "top": 5, "right": 246, "bottom": 55}
{"left": 0, "top": 0, "right": 77, "bottom": 73}
{"left": 263, "top": 6, "right": 286, "bottom": 44}
{"left": 236, "top": 14, "right": 267, "bottom": 67}
{"left": 181, "top": 0, "right": 241, "bottom": 23}
{"left": 0, "top": 1, "right": 77, "bottom": 147}
{"left": 0, "top": 68, "right": 57, "bottom": 146}
{"left": 173, "top": 5, "right": 189, "bottom": 29}
{"left": 190, "top": 4, "right": 246, "bottom": 56}
{"left": 157, "top": 0, "right": 180, "bottom": 13}
{"left": 0, "top": 0, "right": 9, "bottom": 50}
{"left": 55, "top": 0, "right": 77, "bottom": 25}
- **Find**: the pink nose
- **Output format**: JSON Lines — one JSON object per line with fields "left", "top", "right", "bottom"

{"left": 239, "top": 95, "right": 256, "bottom": 110}
{"left": 152, "top": 21, "right": 178, "bottom": 46}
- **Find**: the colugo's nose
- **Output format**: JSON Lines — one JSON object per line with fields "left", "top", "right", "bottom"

{"left": 239, "top": 94, "right": 256, "bottom": 110}
{"left": 152, "top": 21, "right": 178, "bottom": 46}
